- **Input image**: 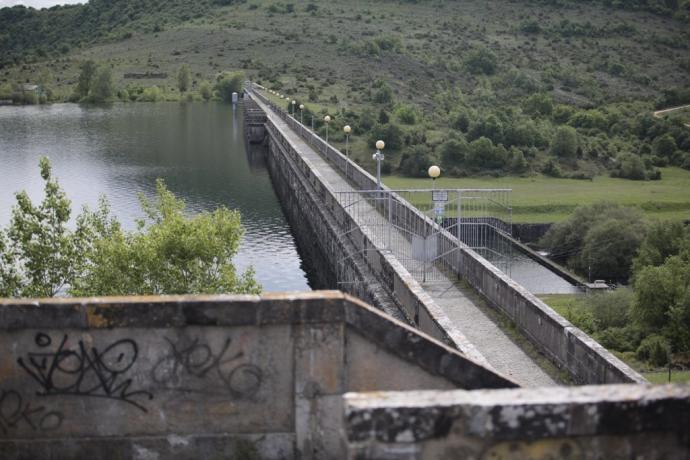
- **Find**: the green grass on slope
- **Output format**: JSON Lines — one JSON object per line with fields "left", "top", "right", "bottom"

{"left": 384, "top": 167, "right": 690, "bottom": 223}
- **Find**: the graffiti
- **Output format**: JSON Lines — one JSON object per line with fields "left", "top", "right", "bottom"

{"left": 0, "top": 388, "right": 63, "bottom": 435}
{"left": 152, "top": 336, "right": 263, "bottom": 399}
{"left": 17, "top": 333, "right": 153, "bottom": 413}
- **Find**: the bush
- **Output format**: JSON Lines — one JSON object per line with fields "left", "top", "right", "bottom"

{"left": 200, "top": 81, "right": 213, "bottom": 101}
{"left": 373, "top": 83, "right": 393, "bottom": 104}
{"left": 398, "top": 145, "right": 432, "bottom": 177}
{"left": 540, "top": 203, "right": 647, "bottom": 282}
{"left": 395, "top": 104, "right": 418, "bottom": 124}
{"left": 138, "top": 86, "right": 163, "bottom": 102}
{"left": 541, "top": 158, "right": 562, "bottom": 177}
{"left": 589, "top": 289, "right": 633, "bottom": 329}
{"left": 550, "top": 126, "right": 579, "bottom": 158}
{"left": 636, "top": 335, "right": 671, "bottom": 366}
{"left": 466, "top": 137, "right": 507, "bottom": 169}
{"left": 464, "top": 47, "right": 498, "bottom": 75}
{"left": 368, "top": 122, "right": 404, "bottom": 151}
{"left": 611, "top": 153, "right": 648, "bottom": 180}
{"left": 440, "top": 138, "right": 469, "bottom": 169}
{"left": 653, "top": 134, "right": 677, "bottom": 157}
{"left": 523, "top": 93, "right": 553, "bottom": 117}
{"left": 594, "top": 325, "right": 643, "bottom": 353}
{"left": 215, "top": 71, "right": 244, "bottom": 103}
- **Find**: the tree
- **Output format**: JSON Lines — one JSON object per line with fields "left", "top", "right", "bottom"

{"left": 90, "top": 67, "right": 114, "bottom": 103}
{"left": 177, "top": 64, "right": 191, "bottom": 93}
{"left": 653, "top": 134, "right": 677, "bottom": 158}
{"left": 540, "top": 202, "right": 647, "bottom": 282}
{"left": 523, "top": 93, "right": 553, "bottom": 117}
{"left": 368, "top": 122, "right": 404, "bottom": 151}
{"left": 632, "top": 244, "right": 690, "bottom": 352}
{"left": 398, "top": 145, "right": 432, "bottom": 177}
{"left": 0, "top": 157, "right": 89, "bottom": 297}
{"left": 466, "top": 137, "right": 507, "bottom": 169}
{"left": 633, "top": 220, "right": 688, "bottom": 274}
{"left": 373, "top": 82, "right": 393, "bottom": 104}
{"left": 440, "top": 138, "right": 469, "bottom": 169}
{"left": 464, "top": 47, "right": 498, "bottom": 75}
{"left": 215, "top": 71, "right": 244, "bottom": 103}
{"left": 71, "top": 179, "right": 260, "bottom": 296}
{"left": 200, "top": 81, "right": 213, "bottom": 101}
{"left": 550, "top": 126, "right": 579, "bottom": 158}
{"left": 0, "top": 159, "right": 260, "bottom": 298}
{"left": 75, "top": 60, "right": 97, "bottom": 99}
{"left": 580, "top": 217, "right": 647, "bottom": 282}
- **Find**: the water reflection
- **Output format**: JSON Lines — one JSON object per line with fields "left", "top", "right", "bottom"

{"left": 0, "top": 102, "right": 311, "bottom": 292}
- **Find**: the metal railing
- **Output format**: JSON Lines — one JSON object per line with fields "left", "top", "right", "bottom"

{"left": 335, "top": 189, "right": 513, "bottom": 284}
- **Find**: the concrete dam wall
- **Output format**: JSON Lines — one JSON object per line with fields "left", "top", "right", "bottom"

{"left": 249, "top": 90, "right": 644, "bottom": 386}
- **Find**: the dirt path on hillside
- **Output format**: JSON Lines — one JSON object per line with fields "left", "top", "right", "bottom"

{"left": 653, "top": 105, "right": 690, "bottom": 128}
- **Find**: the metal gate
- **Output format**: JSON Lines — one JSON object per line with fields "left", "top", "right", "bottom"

{"left": 335, "top": 189, "right": 512, "bottom": 284}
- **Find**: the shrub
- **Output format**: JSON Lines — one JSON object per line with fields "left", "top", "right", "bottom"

{"left": 636, "top": 335, "right": 671, "bottom": 366}
{"left": 440, "top": 138, "right": 469, "bottom": 168}
{"left": 373, "top": 83, "right": 393, "bottom": 104}
{"left": 464, "top": 47, "right": 498, "bottom": 75}
{"left": 395, "top": 104, "right": 418, "bottom": 125}
{"left": 215, "top": 71, "right": 244, "bottom": 103}
{"left": 589, "top": 289, "right": 633, "bottom": 329}
{"left": 466, "top": 137, "right": 507, "bottom": 169}
{"left": 542, "top": 158, "right": 562, "bottom": 177}
{"left": 399, "top": 145, "right": 432, "bottom": 177}
{"left": 594, "top": 325, "right": 643, "bottom": 353}
{"left": 550, "top": 126, "right": 579, "bottom": 158}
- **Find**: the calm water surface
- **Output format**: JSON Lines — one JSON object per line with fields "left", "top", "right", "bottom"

{"left": 0, "top": 102, "right": 311, "bottom": 292}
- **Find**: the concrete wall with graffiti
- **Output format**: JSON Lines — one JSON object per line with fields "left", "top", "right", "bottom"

{"left": 0, "top": 292, "right": 513, "bottom": 459}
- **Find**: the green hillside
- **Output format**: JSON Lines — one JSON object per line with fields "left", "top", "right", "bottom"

{"left": 1, "top": 0, "right": 690, "bottom": 182}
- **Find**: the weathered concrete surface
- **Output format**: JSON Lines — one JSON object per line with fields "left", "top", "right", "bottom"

{"left": 0, "top": 293, "right": 515, "bottom": 459}
{"left": 343, "top": 385, "right": 690, "bottom": 459}
{"left": 249, "top": 89, "right": 645, "bottom": 386}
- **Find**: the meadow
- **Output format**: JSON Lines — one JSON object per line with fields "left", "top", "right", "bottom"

{"left": 384, "top": 167, "right": 690, "bottom": 222}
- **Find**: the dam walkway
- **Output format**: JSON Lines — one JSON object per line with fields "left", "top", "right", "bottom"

{"left": 249, "top": 91, "right": 556, "bottom": 387}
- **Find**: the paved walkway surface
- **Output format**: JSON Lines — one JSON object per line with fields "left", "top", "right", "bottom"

{"left": 253, "top": 95, "right": 556, "bottom": 387}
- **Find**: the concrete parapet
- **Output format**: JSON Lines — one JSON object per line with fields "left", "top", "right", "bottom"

{"left": 0, "top": 293, "right": 514, "bottom": 459}
{"left": 343, "top": 385, "right": 690, "bottom": 459}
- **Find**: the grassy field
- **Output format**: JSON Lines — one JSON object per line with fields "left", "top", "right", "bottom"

{"left": 644, "top": 370, "right": 690, "bottom": 384}
{"left": 383, "top": 167, "right": 690, "bottom": 223}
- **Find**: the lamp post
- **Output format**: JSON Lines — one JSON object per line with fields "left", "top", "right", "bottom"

{"left": 428, "top": 165, "right": 442, "bottom": 224}
{"left": 324, "top": 115, "right": 331, "bottom": 142}
{"left": 291, "top": 100, "right": 296, "bottom": 116}
{"left": 428, "top": 165, "right": 440, "bottom": 191}
{"left": 373, "top": 140, "right": 385, "bottom": 190}
{"left": 299, "top": 104, "right": 304, "bottom": 124}
{"left": 343, "top": 125, "right": 351, "bottom": 177}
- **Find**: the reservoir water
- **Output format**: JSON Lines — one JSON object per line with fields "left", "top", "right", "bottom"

{"left": 0, "top": 102, "right": 311, "bottom": 292}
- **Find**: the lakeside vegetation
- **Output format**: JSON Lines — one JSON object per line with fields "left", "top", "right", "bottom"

{"left": 1, "top": 0, "right": 688, "bottom": 183}
{"left": 0, "top": 159, "right": 260, "bottom": 297}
